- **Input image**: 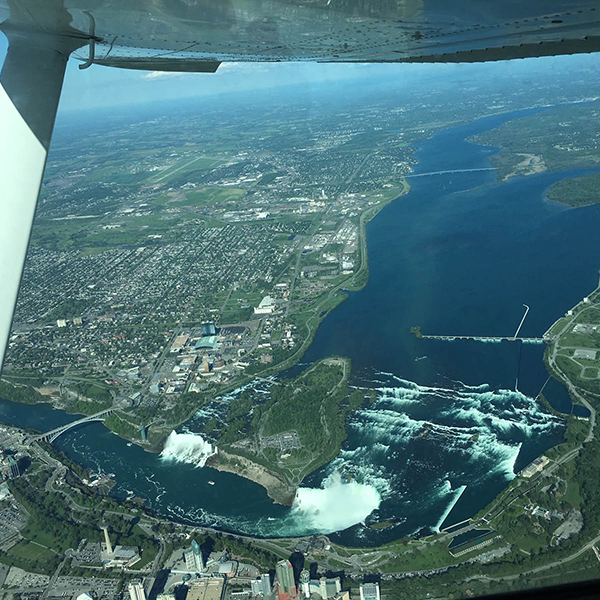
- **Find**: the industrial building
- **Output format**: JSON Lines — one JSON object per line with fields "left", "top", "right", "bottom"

{"left": 195, "top": 336, "right": 219, "bottom": 351}
{"left": 520, "top": 455, "right": 550, "bottom": 478}
{"left": 254, "top": 296, "right": 275, "bottom": 315}
{"left": 170, "top": 334, "right": 189, "bottom": 352}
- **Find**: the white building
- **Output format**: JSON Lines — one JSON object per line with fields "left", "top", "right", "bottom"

{"left": 218, "top": 560, "right": 238, "bottom": 577}
{"left": 309, "top": 577, "right": 342, "bottom": 600}
{"left": 300, "top": 570, "right": 310, "bottom": 598}
{"left": 183, "top": 540, "right": 204, "bottom": 572}
{"left": 261, "top": 573, "right": 272, "bottom": 596}
{"left": 254, "top": 296, "right": 275, "bottom": 315}
{"left": 251, "top": 580, "right": 263, "bottom": 596}
{"left": 359, "top": 583, "right": 380, "bottom": 600}
{"left": 251, "top": 575, "right": 271, "bottom": 597}
{"left": 128, "top": 580, "right": 146, "bottom": 600}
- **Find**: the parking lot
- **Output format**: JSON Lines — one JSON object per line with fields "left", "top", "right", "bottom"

{"left": 48, "top": 575, "right": 120, "bottom": 598}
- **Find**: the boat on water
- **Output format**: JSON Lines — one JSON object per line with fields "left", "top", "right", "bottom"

{"left": 208, "top": 481, "right": 215, "bottom": 486}
{"left": 267, "top": 517, "right": 275, "bottom": 521}
{"left": 127, "top": 443, "right": 132, "bottom": 447}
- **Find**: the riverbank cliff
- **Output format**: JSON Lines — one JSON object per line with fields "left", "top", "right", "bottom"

{"left": 206, "top": 450, "right": 297, "bottom": 506}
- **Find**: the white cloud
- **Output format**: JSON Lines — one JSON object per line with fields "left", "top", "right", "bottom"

{"left": 140, "top": 63, "right": 271, "bottom": 81}
{"left": 216, "top": 62, "right": 271, "bottom": 74}
{"left": 141, "top": 71, "right": 185, "bottom": 80}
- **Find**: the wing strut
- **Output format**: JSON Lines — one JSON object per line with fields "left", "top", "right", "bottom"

{"left": 0, "top": 28, "right": 83, "bottom": 370}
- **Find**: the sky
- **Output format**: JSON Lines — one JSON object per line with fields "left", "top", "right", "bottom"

{"left": 2, "top": 30, "right": 600, "bottom": 114}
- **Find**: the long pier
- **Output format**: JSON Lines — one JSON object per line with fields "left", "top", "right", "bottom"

{"left": 514, "top": 304, "right": 530, "bottom": 338}
{"left": 422, "top": 335, "right": 544, "bottom": 344}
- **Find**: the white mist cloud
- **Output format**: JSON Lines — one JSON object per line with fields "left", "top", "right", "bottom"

{"left": 160, "top": 431, "right": 217, "bottom": 467}
{"left": 291, "top": 472, "right": 380, "bottom": 533}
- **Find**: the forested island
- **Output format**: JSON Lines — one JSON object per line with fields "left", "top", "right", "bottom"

{"left": 206, "top": 357, "right": 364, "bottom": 504}
{"left": 546, "top": 172, "right": 600, "bottom": 208}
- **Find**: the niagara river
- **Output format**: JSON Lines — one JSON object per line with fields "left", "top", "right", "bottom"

{"left": 3, "top": 105, "right": 600, "bottom": 546}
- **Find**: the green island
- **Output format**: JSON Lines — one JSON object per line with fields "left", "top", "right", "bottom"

{"left": 546, "top": 172, "right": 600, "bottom": 208}
{"left": 472, "top": 101, "right": 600, "bottom": 206}
{"left": 409, "top": 326, "right": 423, "bottom": 339}
{"left": 205, "top": 357, "right": 360, "bottom": 504}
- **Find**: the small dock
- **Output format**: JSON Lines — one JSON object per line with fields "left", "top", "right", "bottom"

{"left": 421, "top": 334, "right": 544, "bottom": 344}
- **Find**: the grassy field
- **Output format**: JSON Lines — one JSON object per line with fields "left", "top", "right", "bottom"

{"left": 8, "top": 540, "right": 56, "bottom": 561}
{"left": 221, "top": 289, "right": 265, "bottom": 323}
{"left": 554, "top": 354, "right": 600, "bottom": 394}
{"left": 557, "top": 332, "right": 600, "bottom": 349}
{"left": 185, "top": 187, "right": 246, "bottom": 207}
{"left": 548, "top": 318, "right": 568, "bottom": 335}
{"left": 378, "top": 537, "right": 468, "bottom": 573}
{"left": 148, "top": 156, "right": 227, "bottom": 184}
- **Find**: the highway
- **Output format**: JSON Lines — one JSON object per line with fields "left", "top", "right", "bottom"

{"left": 464, "top": 532, "right": 600, "bottom": 585}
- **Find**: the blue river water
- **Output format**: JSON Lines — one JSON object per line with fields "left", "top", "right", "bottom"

{"left": 2, "top": 106, "right": 600, "bottom": 546}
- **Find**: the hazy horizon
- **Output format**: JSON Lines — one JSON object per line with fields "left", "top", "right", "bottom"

{"left": 2, "top": 29, "right": 600, "bottom": 116}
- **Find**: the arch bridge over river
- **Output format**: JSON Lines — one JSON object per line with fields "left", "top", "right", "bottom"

{"left": 28, "top": 408, "right": 116, "bottom": 444}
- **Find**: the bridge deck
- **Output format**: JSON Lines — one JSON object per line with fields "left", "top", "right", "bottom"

{"left": 422, "top": 335, "right": 544, "bottom": 343}
{"left": 30, "top": 408, "right": 115, "bottom": 444}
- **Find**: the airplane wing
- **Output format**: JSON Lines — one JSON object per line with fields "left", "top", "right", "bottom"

{"left": 3, "top": 0, "right": 600, "bottom": 67}
{"left": 1, "top": 0, "right": 600, "bottom": 368}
